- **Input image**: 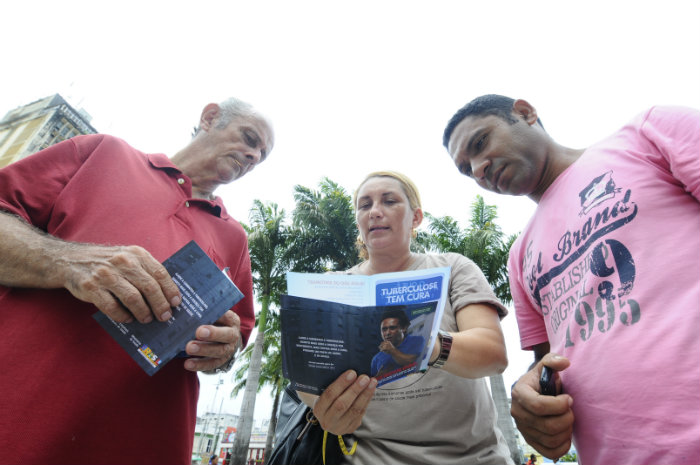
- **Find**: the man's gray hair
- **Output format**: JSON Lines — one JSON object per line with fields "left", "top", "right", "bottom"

{"left": 215, "top": 97, "right": 260, "bottom": 129}
{"left": 192, "top": 97, "right": 263, "bottom": 136}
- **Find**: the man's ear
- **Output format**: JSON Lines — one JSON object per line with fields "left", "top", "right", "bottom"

{"left": 199, "top": 103, "right": 221, "bottom": 132}
{"left": 513, "top": 99, "right": 539, "bottom": 126}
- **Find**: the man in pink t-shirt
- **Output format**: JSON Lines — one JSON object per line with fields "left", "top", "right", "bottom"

{"left": 442, "top": 95, "right": 699, "bottom": 464}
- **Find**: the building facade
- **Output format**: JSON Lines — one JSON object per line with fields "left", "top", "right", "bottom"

{"left": 193, "top": 413, "right": 269, "bottom": 464}
{"left": 0, "top": 94, "right": 97, "bottom": 168}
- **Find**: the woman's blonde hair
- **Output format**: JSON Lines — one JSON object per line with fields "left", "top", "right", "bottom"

{"left": 353, "top": 171, "right": 422, "bottom": 260}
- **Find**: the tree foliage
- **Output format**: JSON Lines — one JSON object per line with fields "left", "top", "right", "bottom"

{"left": 230, "top": 180, "right": 361, "bottom": 464}
{"left": 416, "top": 195, "right": 516, "bottom": 304}
{"left": 289, "top": 177, "right": 360, "bottom": 272}
{"left": 230, "top": 200, "right": 291, "bottom": 465}
{"left": 244, "top": 200, "right": 291, "bottom": 309}
{"left": 560, "top": 451, "right": 578, "bottom": 462}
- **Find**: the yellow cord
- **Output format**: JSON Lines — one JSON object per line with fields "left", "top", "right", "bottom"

{"left": 338, "top": 435, "right": 357, "bottom": 455}
{"left": 322, "top": 431, "right": 357, "bottom": 464}
{"left": 323, "top": 431, "right": 328, "bottom": 465}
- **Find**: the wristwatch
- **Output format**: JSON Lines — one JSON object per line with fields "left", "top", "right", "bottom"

{"left": 215, "top": 353, "right": 237, "bottom": 374}
{"left": 215, "top": 339, "right": 242, "bottom": 374}
{"left": 429, "top": 330, "right": 453, "bottom": 369}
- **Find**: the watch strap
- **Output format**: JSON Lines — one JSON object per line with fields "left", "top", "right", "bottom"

{"left": 429, "top": 330, "right": 452, "bottom": 369}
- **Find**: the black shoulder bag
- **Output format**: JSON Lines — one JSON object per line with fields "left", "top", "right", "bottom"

{"left": 267, "top": 386, "right": 357, "bottom": 465}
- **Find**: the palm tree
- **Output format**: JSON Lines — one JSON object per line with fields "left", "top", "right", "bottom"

{"left": 230, "top": 200, "right": 290, "bottom": 465}
{"left": 230, "top": 313, "right": 285, "bottom": 465}
{"left": 230, "top": 180, "right": 358, "bottom": 464}
{"left": 417, "top": 195, "right": 521, "bottom": 464}
{"left": 289, "top": 178, "right": 360, "bottom": 272}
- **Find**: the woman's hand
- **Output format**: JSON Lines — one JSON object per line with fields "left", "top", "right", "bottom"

{"left": 300, "top": 370, "right": 377, "bottom": 435}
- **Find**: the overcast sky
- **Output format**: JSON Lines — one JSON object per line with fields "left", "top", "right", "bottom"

{"left": 3, "top": 1, "right": 699, "bottom": 420}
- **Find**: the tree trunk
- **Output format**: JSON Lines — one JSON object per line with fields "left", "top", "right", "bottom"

{"left": 230, "top": 326, "right": 266, "bottom": 465}
{"left": 262, "top": 383, "right": 281, "bottom": 465}
{"left": 489, "top": 374, "right": 523, "bottom": 465}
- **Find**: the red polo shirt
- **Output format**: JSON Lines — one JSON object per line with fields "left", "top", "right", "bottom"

{"left": 0, "top": 134, "right": 255, "bottom": 464}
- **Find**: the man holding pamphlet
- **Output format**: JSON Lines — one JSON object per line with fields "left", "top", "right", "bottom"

{"left": 0, "top": 97, "right": 273, "bottom": 464}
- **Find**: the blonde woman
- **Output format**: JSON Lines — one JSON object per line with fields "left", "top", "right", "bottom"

{"left": 298, "top": 171, "right": 514, "bottom": 465}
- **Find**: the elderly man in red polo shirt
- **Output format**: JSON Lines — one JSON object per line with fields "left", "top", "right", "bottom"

{"left": 0, "top": 97, "right": 274, "bottom": 464}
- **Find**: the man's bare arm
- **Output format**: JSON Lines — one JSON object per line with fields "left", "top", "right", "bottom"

{"left": 0, "top": 211, "right": 181, "bottom": 323}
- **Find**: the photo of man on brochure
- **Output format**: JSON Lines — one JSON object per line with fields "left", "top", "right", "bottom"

{"left": 371, "top": 308, "right": 426, "bottom": 379}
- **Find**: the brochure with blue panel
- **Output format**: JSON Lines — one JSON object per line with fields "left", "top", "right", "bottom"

{"left": 283, "top": 267, "right": 450, "bottom": 394}
{"left": 94, "top": 240, "right": 243, "bottom": 376}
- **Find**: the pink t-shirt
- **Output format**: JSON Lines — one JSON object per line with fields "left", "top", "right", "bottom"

{"left": 509, "top": 107, "right": 700, "bottom": 464}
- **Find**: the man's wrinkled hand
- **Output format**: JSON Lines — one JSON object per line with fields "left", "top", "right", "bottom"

{"left": 63, "top": 244, "right": 181, "bottom": 323}
{"left": 184, "top": 310, "right": 242, "bottom": 372}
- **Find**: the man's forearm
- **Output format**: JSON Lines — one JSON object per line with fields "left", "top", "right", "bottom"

{"left": 1, "top": 210, "right": 183, "bottom": 323}
{"left": 0, "top": 211, "right": 69, "bottom": 289}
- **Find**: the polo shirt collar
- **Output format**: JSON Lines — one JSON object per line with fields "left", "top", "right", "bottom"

{"left": 146, "top": 153, "right": 231, "bottom": 220}
{"left": 147, "top": 153, "right": 180, "bottom": 171}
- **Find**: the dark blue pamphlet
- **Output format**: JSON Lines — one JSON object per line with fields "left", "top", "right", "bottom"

{"left": 280, "top": 294, "right": 438, "bottom": 395}
{"left": 94, "top": 240, "right": 243, "bottom": 376}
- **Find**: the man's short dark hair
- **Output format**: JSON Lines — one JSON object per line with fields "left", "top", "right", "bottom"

{"left": 442, "top": 94, "right": 544, "bottom": 149}
{"left": 380, "top": 308, "right": 411, "bottom": 328}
